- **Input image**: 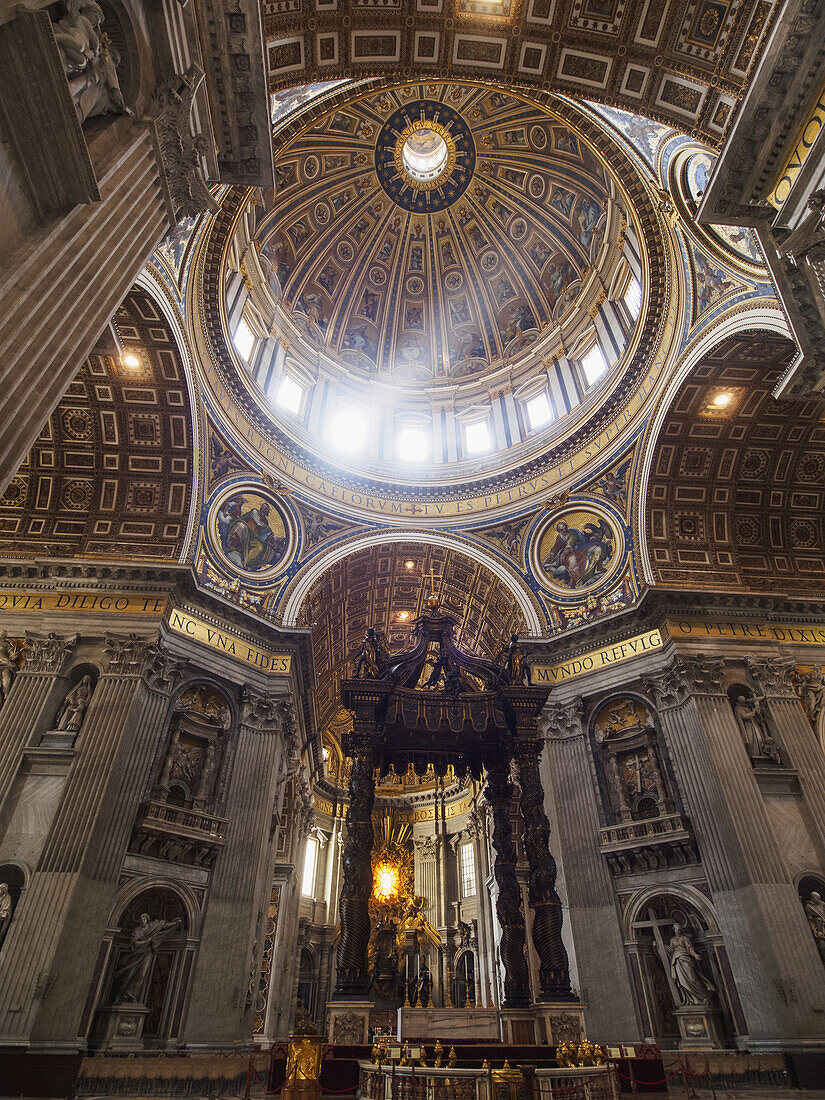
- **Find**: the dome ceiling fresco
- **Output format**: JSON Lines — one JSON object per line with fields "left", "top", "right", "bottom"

{"left": 253, "top": 84, "right": 615, "bottom": 382}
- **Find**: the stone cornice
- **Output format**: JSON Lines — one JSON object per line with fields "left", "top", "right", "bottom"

{"left": 525, "top": 586, "right": 825, "bottom": 667}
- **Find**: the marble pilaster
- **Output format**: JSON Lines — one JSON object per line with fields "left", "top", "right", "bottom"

{"left": 184, "top": 689, "right": 293, "bottom": 1046}
{"left": 646, "top": 658, "right": 825, "bottom": 1048}
{"left": 542, "top": 699, "right": 640, "bottom": 1039}
{"left": 0, "top": 633, "right": 180, "bottom": 1047}
{"left": 748, "top": 657, "right": 825, "bottom": 845}
{"left": 0, "top": 631, "right": 77, "bottom": 808}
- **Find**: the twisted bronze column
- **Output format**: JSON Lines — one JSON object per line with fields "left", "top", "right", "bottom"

{"left": 484, "top": 760, "right": 531, "bottom": 1007}
{"left": 515, "top": 738, "right": 573, "bottom": 1001}
{"left": 335, "top": 732, "right": 375, "bottom": 995}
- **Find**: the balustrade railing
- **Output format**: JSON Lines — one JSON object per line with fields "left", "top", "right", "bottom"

{"left": 599, "top": 813, "right": 690, "bottom": 847}
{"left": 358, "top": 1062, "right": 620, "bottom": 1100}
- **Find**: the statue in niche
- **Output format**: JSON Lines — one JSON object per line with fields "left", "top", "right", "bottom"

{"left": 799, "top": 667, "right": 825, "bottom": 727}
{"left": 494, "top": 633, "right": 531, "bottom": 685}
{"left": 54, "top": 674, "right": 93, "bottom": 732}
{"left": 0, "top": 882, "right": 12, "bottom": 947}
{"left": 0, "top": 633, "right": 21, "bottom": 707}
{"left": 353, "top": 628, "right": 389, "bottom": 679}
{"left": 666, "top": 921, "right": 715, "bottom": 1006}
{"left": 112, "top": 912, "right": 181, "bottom": 1003}
{"left": 804, "top": 891, "right": 825, "bottom": 964}
{"left": 53, "top": 0, "right": 126, "bottom": 124}
{"left": 733, "top": 690, "right": 781, "bottom": 764}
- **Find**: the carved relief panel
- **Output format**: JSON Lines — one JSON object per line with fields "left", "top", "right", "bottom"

{"left": 592, "top": 697, "right": 672, "bottom": 824}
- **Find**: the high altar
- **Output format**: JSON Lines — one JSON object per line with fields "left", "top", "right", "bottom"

{"left": 326, "top": 595, "right": 585, "bottom": 1046}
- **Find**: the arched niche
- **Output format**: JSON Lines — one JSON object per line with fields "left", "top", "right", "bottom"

{"left": 42, "top": 661, "right": 100, "bottom": 747}
{"left": 624, "top": 889, "right": 734, "bottom": 1049}
{"left": 453, "top": 948, "right": 476, "bottom": 1008}
{"left": 589, "top": 694, "right": 676, "bottom": 825}
{"left": 154, "top": 682, "right": 234, "bottom": 813}
{"left": 93, "top": 885, "right": 191, "bottom": 1047}
{"left": 797, "top": 872, "right": 825, "bottom": 970}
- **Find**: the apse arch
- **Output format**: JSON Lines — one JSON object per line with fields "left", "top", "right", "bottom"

{"left": 134, "top": 270, "right": 203, "bottom": 561}
{"left": 281, "top": 530, "right": 544, "bottom": 636}
{"left": 636, "top": 307, "right": 792, "bottom": 585}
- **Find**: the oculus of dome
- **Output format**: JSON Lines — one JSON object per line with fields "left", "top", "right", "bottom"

{"left": 376, "top": 100, "right": 475, "bottom": 212}
{"left": 396, "top": 122, "right": 455, "bottom": 188}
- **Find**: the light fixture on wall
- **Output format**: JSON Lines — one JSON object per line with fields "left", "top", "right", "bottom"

{"left": 122, "top": 352, "right": 141, "bottom": 369}
{"left": 713, "top": 392, "right": 732, "bottom": 407}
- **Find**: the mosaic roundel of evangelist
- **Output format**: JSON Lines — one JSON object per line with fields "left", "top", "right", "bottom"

{"left": 536, "top": 506, "right": 622, "bottom": 594}
{"left": 209, "top": 487, "right": 293, "bottom": 579}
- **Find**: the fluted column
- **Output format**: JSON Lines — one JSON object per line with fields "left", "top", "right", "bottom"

{"left": 514, "top": 735, "right": 572, "bottom": 1001}
{"left": 334, "top": 729, "right": 375, "bottom": 996}
{"left": 542, "top": 700, "right": 640, "bottom": 1036}
{"left": 484, "top": 758, "right": 530, "bottom": 1007}
{"left": 185, "top": 690, "right": 293, "bottom": 1045}
{"left": 0, "top": 633, "right": 180, "bottom": 1046}
{"left": 646, "top": 658, "right": 825, "bottom": 1046}
{"left": 748, "top": 657, "right": 825, "bottom": 844}
{"left": 466, "top": 807, "right": 492, "bottom": 1006}
{"left": 0, "top": 631, "right": 77, "bottom": 809}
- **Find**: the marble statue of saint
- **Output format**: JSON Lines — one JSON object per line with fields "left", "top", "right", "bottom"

{"left": 800, "top": 667, "right": 825, "bottom": 726}
{"left": 733, "top": 691, "right": 781, "bottom": 764}
{"left": 53, "top": 0, "right": 125, "bottom": 123}
{"left": 667, "top": 921, "right": 715, "bottom": 1006}
{"left": 804, "top": 891, "right": 825, "bottom": 964}
{"left": 55, "top": 674, "right": 93, "bottom": 732}
{"left": 112, "top": 912, "right": 182, "bottom": 1003}
{"left": 0, "top": 633, "right": 19, "bottom": 706}
{"left": 0, "top": 882, "right": 12, "bottom": 946}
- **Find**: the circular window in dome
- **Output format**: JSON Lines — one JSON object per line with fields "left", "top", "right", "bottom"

{"left": 402, "top": 128, "right": 449, "bottom": 182}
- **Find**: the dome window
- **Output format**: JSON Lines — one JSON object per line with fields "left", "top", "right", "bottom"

{"left": 397, "top": 427, "right": 429, "bottom": 462}
{"left": 402, "top": 129, "right": 449, "bottom": 183}
{"left": 525, "top": 391, "right": 553, "bottom": 430}
{"left": 464, "top": 419, "right": 491, "bottom": 455}
{"left": 329, "top": 406, "right": 367, "bottom": 453}
{"left": 581, "top": 344, "right": 608, "bottom": 387}
{"left": 624, "top": 277, "right": 642, "bottom": 320}
{"left": 233, "top": 318, "right": 255, "bottom": 362}
{"left": 277, "top": 374, "right": 305, "bottom": 415}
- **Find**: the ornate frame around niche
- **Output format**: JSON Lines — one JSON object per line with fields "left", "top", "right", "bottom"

{"left": 591, "top": 694, "right": 673, "bottom": 824}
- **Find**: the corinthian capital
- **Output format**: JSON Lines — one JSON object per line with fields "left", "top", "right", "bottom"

{"left": 242, "top": 686, "right": 291, "bottom": 732}
{"left": 144, "top": 641, "right": 186, "bottom": 692}
{"left": 746, "top": 657, "right": 798, "bottom": 699}
{"left": 23, "top": 631, "right": 77, "bottom": 674}
{"left": 644, "top": 662, "right": 690, "bottom": 709}
{"left": 105, "top": 632, "right": 162, "bottom": 677}
{"left": 541, "top": 697, "right": 583, "bottom": 740}
{"left": 683, "top": 657, "right": 726, "bottom": 696}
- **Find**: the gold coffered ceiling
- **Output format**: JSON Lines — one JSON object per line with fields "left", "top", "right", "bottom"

{"left": 263, "top": 0, "right": 775, "bottom": 146}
